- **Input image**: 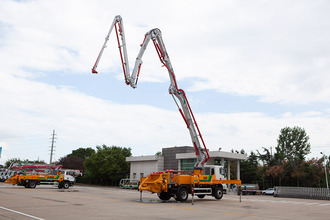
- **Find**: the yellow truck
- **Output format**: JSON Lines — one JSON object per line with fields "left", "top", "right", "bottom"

{"left": 5, "top": 170, "right": 75, "bottom": 189}
{"left": 139, "top": 166, "right": 241, "bottom": 202}
{"left": 93, "top": 15, "right": 242, "bottom": 202}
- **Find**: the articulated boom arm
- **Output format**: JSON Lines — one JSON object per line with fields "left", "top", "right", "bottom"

{"left": 92, "top": 15, "right": 210, "bottom": 168}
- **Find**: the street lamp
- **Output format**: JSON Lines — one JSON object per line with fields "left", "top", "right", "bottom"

{"left": 320, "top": 152, "right": 329, "bottom": 190}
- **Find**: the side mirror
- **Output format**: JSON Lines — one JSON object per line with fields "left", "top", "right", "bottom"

{"left": 219, "top": 168, "right": 225, "bottom": 175}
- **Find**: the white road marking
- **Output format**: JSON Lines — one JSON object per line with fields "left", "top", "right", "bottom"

{"left": 0, "top": 205, "right": 44, "bottom": 220}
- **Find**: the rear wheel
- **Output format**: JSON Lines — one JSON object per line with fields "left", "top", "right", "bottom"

{"left": 176, "top": 187, "right": 189, "bottom": 202}
{"left": 213, "top": 187, "right": 223, "bottom": 200}
{"left": 58, "top": 183, "right": 63, "bottom": 189}
{"left": 158, "top": 192, "right": 171, "bottom": 201}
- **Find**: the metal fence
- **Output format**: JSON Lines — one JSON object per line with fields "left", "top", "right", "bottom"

{"left": 274, "top": 186, "right": 330, "bottom": 200}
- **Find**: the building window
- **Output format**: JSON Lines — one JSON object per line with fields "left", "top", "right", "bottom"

{"left": 133, "top": 173, "right": 136, "bottom": 179}
{"left": 140, "top": 173, "right": 144, "bottom": 178}
{"left": 181, "top": 159, "right": 196, "bottom": 171}
{"left": 214, "top": 159, "right": 222, "bottom": 165}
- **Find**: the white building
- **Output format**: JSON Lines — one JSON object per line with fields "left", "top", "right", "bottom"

{"left": 126, "top": 146, "right": 247, "bottom": 181}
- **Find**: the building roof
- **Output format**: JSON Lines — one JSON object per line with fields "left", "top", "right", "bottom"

{"left": 126, "top": 155, "right": 162, "bottom": 162}
{"left": 176, "top": 150, "right": 247, "bottom": 161}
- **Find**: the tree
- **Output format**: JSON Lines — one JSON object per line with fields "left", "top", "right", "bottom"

{"left": 67, "top": 147, "right": 95, "bottom": 160}
{"left": 84, "top": 145, "right": 132, "bottom": 185}
{"left": 275, "top": 126, "right": 311, "bottom": 185}
{"left": 257, "top": 147, "right": 276, "bottom": 167}
{"left": 267, "top": 163, "right": 287, "bottom": 186}
{"left": 240, "top": 151, "right": 259, "bottom": 184}
{"left": 275, "top": 126, "right": 311, "bottom": 163}
{"left": 257, "top": 164, "right": 269, "bottom": 190}
{"left": 57, "top": 156, "right": 84, "bottom": 170}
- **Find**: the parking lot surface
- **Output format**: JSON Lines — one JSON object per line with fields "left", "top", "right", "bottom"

{"left": 0, "top": 182, "right": 329, "bottom": 220}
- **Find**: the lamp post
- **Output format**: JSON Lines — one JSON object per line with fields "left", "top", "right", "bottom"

{"left": 320, "top": 152, "right": 329, "bottom": 190}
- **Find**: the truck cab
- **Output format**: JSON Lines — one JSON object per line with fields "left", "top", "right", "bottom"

{"left": 58, "top": 170, "right": 76, "bottom": 189}
{"left": 203, "top": 165, "right": 228, "bottom": 193}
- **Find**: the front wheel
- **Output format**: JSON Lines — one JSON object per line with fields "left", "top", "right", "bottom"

{"left": 176, "top": 187, "right": 189, "bottom": 202}
{"left": 213, "top": 187, "right": 223, "bottom": 200}
{"left": 29, "top": 181, "right": 37, "bottom": 188}
{"left": 62, "top": 181, "right": 70, "bottom": 189}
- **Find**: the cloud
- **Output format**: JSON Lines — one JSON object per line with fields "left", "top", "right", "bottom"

{"left": 0, "top": 0, "right": 330, "bottom": 164}
{"left": 2, "top": 1, "right": 330, "bottom": 104}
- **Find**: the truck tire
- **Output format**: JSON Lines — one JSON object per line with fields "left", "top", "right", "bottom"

{"left": 28, "top": 180, "right": 37, "bottom": 188}
{"left": 157, "top": 192, "right": 171, "bottom": 201}
{"left": 63, "top": 181, "right": 70, "bottom": 189}
{"left": 213, "top": 187, "right": 223, "bottom": 200}
{"left": 176, "top": 187, "right": 189, "bottom": 202}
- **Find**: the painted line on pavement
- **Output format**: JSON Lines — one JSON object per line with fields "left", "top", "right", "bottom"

{"left": 0, "top": 205, "right": 44, "bottom": 220}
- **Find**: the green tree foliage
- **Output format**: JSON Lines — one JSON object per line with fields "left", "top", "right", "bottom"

{"left": 257, "top": 147, "right": 276, "bottom": 167}
{"left": 67, "top": 147, "right": 95, "bottom": 160}
{"left": 240, "top": 151, "right": 258, "bottom": 184}
{"left": 275, "top": 126, "right": 311, "bottom": 164}
{"left": 239, "top": 127, "right": 328, "bottom": 189}
{"left": 275, "top": 126, "right": 311, "bottom": 185}
{"left": 84, "top": 145, "right": 132, "bottom": 185}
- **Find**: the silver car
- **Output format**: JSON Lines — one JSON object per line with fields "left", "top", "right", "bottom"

{"left": 262, "top": 188, "right": 275, "bottom": 195}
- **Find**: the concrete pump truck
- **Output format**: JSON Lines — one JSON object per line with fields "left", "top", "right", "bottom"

{"left": 92, "top": 15, "right": 241, "bottom": 202}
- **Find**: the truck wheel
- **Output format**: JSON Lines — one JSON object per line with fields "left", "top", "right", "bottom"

{"left": 157, "top": 192, "right": 171, "bottom": 201}
{"left": 29, "top": 181, "right": 37, "bottom": 188}
{"left": 58, "top": 183, "right": 63, "bottom": 189}
{"left": 213, "top": 187, "right": 223, "bottom": 200}
{"left": 176, "top": 187, "right": 189, "bottom": 202}
{"left": 63, "top": 181, "right": 70, "bottom": 189}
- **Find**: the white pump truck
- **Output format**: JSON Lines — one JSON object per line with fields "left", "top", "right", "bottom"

{"left": 92, "top": 15, "right": 241, "bottom": 202}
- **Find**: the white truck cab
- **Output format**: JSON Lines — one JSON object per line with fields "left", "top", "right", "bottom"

{"left": 61, "top": 170, "right": 76, "bottom": 183}
{"left": 203, "top": 165, "right": 228, "bottom": 193}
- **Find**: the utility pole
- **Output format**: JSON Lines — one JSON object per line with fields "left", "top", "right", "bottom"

{"left": 50, "top": 130, "right": 56, "bottom": 164}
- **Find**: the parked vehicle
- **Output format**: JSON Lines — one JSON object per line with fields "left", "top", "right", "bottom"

{"left": 262, "top": 188, "right": 275, "bottom": 195}
{"left": 5, "top": 170, "right": 75, "bottom": 189}
{"left": 119, "top": 179, "right": 139, "bottom": 189}
{"left": 241, "top": 184, "right": 259, "bottom": 195}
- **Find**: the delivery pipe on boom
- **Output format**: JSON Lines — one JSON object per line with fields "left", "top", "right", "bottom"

{"left": 91, "top": 15, "right": 210, "bottom": 168}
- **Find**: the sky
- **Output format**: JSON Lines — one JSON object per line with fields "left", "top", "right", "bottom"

{"left": 0, "top": 0, "right": 330, "bottom": 165}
